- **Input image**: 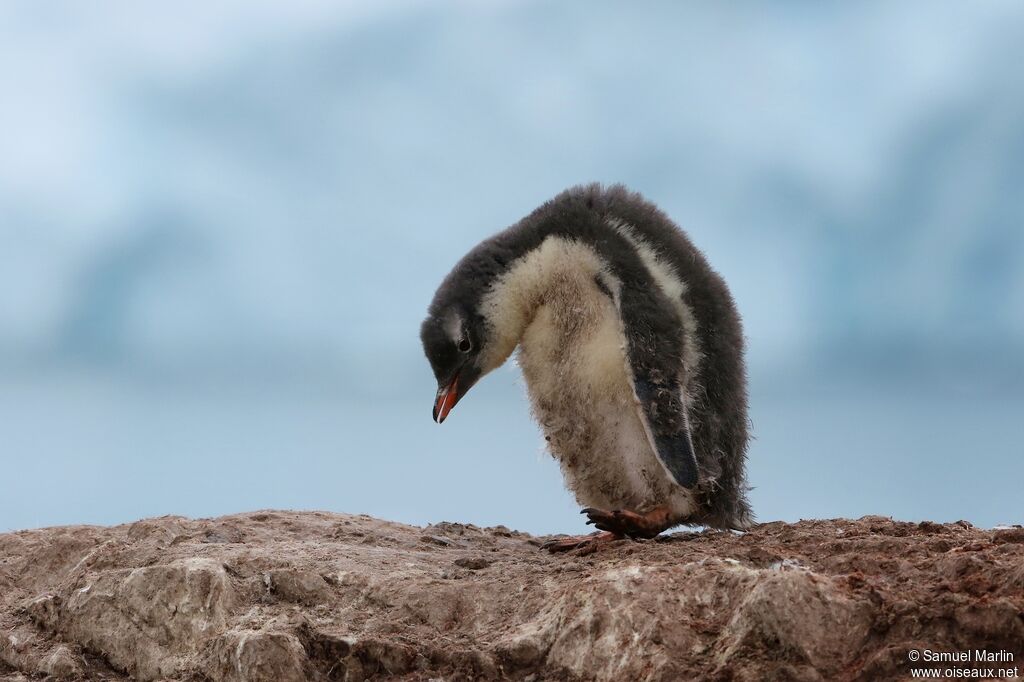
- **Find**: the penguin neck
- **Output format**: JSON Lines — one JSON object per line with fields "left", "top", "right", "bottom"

{"left": 476, "top": 235, "right": 608, "bottom": 374}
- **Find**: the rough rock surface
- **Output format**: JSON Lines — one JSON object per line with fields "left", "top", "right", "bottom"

{"left": 1, "top": 512, "right": 1022, "bottom": 681}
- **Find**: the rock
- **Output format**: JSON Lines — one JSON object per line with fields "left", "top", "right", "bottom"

{"left": 42, "top": 645, "right": 81, "bottom": 679}
{"left": 1, "top": 512, "right": 1022, "bottom": 681}
{"left": 25, "top": 593, "right": 61, "bottom": 631}
{"left": 265, "top": 568, "right": 331, "bottom": 606}
{"left": 993, "top": 527, "right": 1024, "bottom": 544}
{"left": 453, "top": 556, "right": 493, "bottom": 570}
{"left": 715, "top": 567, "right": 872, "bottom": 675}
{"left": 126, "top": 516, "right": 190, "bottom": 546}
{"left": 61, "top": 558, "right": 235, "bottom": 679}
{"left": 204, "top": 630, "right": 308, "bottom": 682}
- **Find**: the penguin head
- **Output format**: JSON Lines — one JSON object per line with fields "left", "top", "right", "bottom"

{"left": 420, "top": 305, "right": 488, "bottom": 423}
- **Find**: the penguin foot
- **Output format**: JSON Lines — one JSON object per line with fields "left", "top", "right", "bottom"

{"left": 540, "top": 531, "right": 620, "bottom": 554}
{"left": 581, "top": 506, "right": 673, "bottom": 539}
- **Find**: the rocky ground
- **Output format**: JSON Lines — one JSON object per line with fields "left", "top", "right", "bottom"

{"left": 1, "top": 511, "right": 1022, "bottom": 681}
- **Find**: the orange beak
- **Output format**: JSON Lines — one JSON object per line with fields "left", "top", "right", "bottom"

{"left": 433, "top": 375, "right": 459, "bottom": 423}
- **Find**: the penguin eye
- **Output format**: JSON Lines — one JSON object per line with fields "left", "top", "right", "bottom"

{"left": 458, "top": 338, "right": 472, "bottom": 353}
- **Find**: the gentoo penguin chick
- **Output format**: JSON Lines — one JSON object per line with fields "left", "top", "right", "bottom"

{"left": 421, "top": 184, "right": 751, "bottom": 551}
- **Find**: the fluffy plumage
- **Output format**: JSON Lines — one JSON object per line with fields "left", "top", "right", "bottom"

{"left": 422, "top": 184, "right": 752, "bottom": 532}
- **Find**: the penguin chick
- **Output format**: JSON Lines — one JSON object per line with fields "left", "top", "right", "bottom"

{"left": 421, "top": 184, "right": 751, "bottom": 550}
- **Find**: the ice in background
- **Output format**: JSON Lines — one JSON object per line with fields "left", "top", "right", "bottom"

{"left": 2, "top": 1, "right": 1022, "bottom": 533}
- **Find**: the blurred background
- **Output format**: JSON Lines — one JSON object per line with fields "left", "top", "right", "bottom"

{"left": 2, "top": 1, "right": 1022, "bottom": 534}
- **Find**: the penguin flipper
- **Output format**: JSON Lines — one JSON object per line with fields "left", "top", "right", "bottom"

{"left": 613, "top": 285, "right": 700, "bottom": 489}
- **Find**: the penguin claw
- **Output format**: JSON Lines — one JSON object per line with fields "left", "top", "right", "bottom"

{"left": 580, "top": 506, "right": 671, "bottom": 539}
{"left": 543, "top": 507, "right": 674, "bottom": 552}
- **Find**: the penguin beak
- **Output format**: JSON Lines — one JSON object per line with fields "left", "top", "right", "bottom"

{"left": 433, "top": 375, "right": 460, "bottom": 424}
{"left": 431, "top": 363, "right": 480, "bottom": 424}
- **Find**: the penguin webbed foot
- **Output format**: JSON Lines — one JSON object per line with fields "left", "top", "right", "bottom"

{"left": 581, "top": 506, "right": 672, "bottom": 539}
{"left": 540, "top": 531, "right": 620, "bottom": 554}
